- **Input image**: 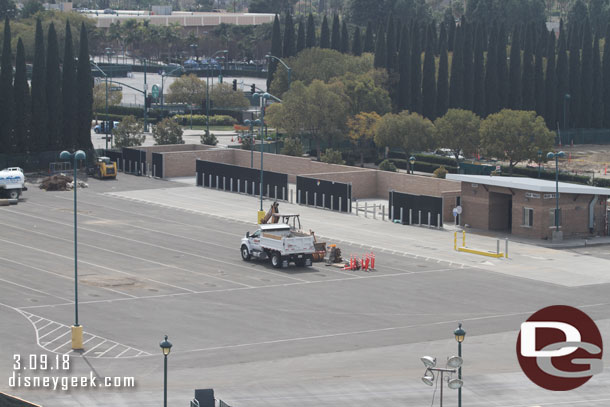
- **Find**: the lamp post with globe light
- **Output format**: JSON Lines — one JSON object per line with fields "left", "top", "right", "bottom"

{"left": 160, "top": 335, "right": 173, "bottom": 407}
{"left": 454, "top": 323, "right": 466, "bottom": 407}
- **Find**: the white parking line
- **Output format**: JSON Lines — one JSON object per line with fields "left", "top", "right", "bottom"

{"left": 39, "top": 325, "right": 63, "bottom": 340}
{"left": 96, "top": 343, "right": 119, "bottom": 357}
{"left": 52, "top": 339, "right": 73, "bottom": 352}
{"left": 82, "top": 340, "right": 107, "bottom": 355}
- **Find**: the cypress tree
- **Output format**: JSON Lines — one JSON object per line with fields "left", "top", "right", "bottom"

{"left": 398, "top": 25, "right": 411, "bottom": 111}
{"left": 374, "top": 25, "right": 386, "bottom": 69}
{"left": 508, "top": 26, "right": 522, "bottom": 109}
{"left": 521, "top": 23, "right": 535, "bottom": 111}
{"left": 296, "top": 17, "right": 305, "bottom": 54}
{"left": 448, "top": 19, "right": 455, "bottom": 52}
{"left": 472, "top": 23, "right": 485, "bottom": 117}
{"left": 282, "top": 13, "right": 295, "bottom": 58}
{"left": 497, "top": 25, "right": 509, "bottom": 109}
{"left": 31, "top": 19, "right": 48, "bottom": 152}
{"left": 556, "top": 31, "right": 569, "bottom": 131}
{"left": 449, "top": 22, "right": 463, "bottom": 109}
{"left": 484, "top": 26, "right": 499, "bottom": 115}
{"left": 320, "top": 15, "right": 330, "bottom": 49}
{"left": 438, "top": 23, "right": 446, "bottom": 55}
{"left": 267, "top": 15, "right": 282, "bottom": 89}
{"left": 62, "top": 20, "right": 77, "bottom": 150}
{"left": 0, "top": 17, "right": 14, "bottom": 154}
{"left": 340, "top": 20, "right": 349, "bottom": 54}
{"left": 13, "top": 38, "right": 30, "bottom": 153}
{"left": 534, "top": 31, "right": 545, "bottom": 118}
{"left": 352, "top": 26, "right": 362, "bottom": 56}
{"left": 544, "top": 31, "right": 557, "bottom": 129}
{"left": 46, "top": 23, "right": 62, "bottom": 150}
{"left": 462, "top": 21, "right": 474, "bottom": 110}
{"left": 363, "top": 21, "right": 374, "bottom": 53}
{"left": 604, "top": 23, "right": 610, "bottom": 127}
{"left": 76, "top": 22, "right": 93, "bottom": 150}
{"left": 579, "top": 21, "right": 593, "bottom": 128}
{"left": 567, "top": 26, "right": 580, "bottom": 130}
{"left": 436, "top": 24, "right": 449, "bottom": 117}
{"left": 306, "top": 13, "right": 316, "bottom": 48}
{"left": 421, "top": 25, "right": 436, "bottom": 119}
{"left": 410, "top": 23, "right": 422, "bottom": 113}
{"left": 330, "top": 14, "right": 341, "bottom": 51}
{"left": 591, "top": 33, "right": 603, "bottom": 128}
{"left": 385, "top": 17, "right": 396, "bottom": 72}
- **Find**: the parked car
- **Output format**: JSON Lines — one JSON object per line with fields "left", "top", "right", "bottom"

{"left": 94, "top": 121, "right": 120, "bottom": 134}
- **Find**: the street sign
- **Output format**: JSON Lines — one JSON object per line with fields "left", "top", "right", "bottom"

{"left": 110, "top": 86, "right": 122, "bottom": 91}
{"left": 151, "top": 84, "right": 160, "bottom": 98}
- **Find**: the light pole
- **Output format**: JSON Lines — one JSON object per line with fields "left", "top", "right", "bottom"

{"left": 59, "top": 150, "right": 87, "bottom": 350}
{"left": 206, "top": 50, "right": 228, "bottom": 136}
{"left": 421, "top": 355, "right": 464, "bottom": 407}
{"left": 253, "top": 92, "right": 270, "bottom": 211}
{"left": 547, "top": 151, "right": 565, "bottom": 234}
{"left": 409, "top": 156, "right": 416, "bottom": 175}
{"left": 537, "top": 150, "right": 542, "bottom": 178}
{"left": 160, "top": 335, "right": 172, "bottom": 407}
{"left": 265, "top": 54, "right": 292, "bottom": 88}
{"left": 454, "top": 323, "right": 466, "bottom": 407}
{"left": 105, "top": 48, "right": 113, "bottom": 147}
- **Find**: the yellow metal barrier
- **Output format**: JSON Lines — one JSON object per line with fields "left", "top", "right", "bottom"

{"left": 454, "top": 231, "right": 507, "bottom": 259}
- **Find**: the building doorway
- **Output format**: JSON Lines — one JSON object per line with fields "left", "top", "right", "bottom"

{"left": 489, "top": 192, "right": 512, "bottom": 232}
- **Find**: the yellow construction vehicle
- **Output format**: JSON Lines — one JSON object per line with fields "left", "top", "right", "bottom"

{"left": 88, "top": 157, "right": 117, "bottom": 179}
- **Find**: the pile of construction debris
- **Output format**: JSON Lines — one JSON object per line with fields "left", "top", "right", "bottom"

{"left": 39, "top": 174, "right": 88, "bottom": 191}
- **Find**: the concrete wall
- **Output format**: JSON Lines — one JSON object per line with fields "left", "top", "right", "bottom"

{"left": 161, "top": 148, "right": 462, "bottom": 217}
{"left": 137, "top": 144, "right": 213, "bottom": 166}
{"left": 163, "top": 148, "right": 235, "bottom": 178}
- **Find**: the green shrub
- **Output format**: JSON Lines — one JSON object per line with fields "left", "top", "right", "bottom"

{"left": 433, "top": 166, "right": 448, "bottom": 178}
{"left": 153, "top": 118, "right": 184, "bottom": 145}
{"left": 200, "top": 131, "right": 218, "bottom": 146}
{"left": 593, "top": 178, "right": 610, "bottom": 188}
{"left": 173, "top": 114, "right": 237, "bottom": 126}
{"left": 281, "top": 137, "right": 304, "bottom": 156}
{"left": 378, "top": 159, "right": 397, "bottom": 172}
{"left": 321, "top": 149, "right": 345, "bottom": 165}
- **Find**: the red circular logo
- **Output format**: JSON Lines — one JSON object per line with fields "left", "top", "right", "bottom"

{"left": 516, "top": 305, "right": 603, "bottom": 391}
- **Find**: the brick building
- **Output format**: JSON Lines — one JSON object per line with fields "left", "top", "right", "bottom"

{"left": 446, "top": 174, "right": 609, "bottom": 240}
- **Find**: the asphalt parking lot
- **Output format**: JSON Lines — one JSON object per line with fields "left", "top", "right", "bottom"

{"left": 1, "top": 174, "right": 609, "bottom": 406}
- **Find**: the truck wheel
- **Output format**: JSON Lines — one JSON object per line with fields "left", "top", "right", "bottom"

{"left": 295, "top": 258, "right": 306, "bottom": 267}
{"left": 8, "top": 190, "right": 20, "bottom": 200}
{"left": 241, "top": 245, "right": 251, "bottom": 261}
{"left": 271, "top": 252, "right": 282, "bottom": 268}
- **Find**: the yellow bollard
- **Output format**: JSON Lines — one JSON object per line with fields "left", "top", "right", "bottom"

{"left": 71, "top": 325, "right": 83, "bottom": 350}
{"left": 454, "top": 232, "right": 457, "bottom": 250}
{"left": 462, "top": 230, "right": 466, "bottom": 247}
{"left": 257, "top": 210, "right": 266, "bottom": 224}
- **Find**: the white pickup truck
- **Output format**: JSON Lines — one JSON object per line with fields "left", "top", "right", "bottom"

{"left": 241, "top": 224, "right": 316, "bottom": 268}
{"left": 0, "top": 167, "right": 27, "bottom": 199}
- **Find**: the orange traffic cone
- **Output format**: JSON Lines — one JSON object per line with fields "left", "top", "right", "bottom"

{"left": 370, "top": 252, "right": 375, "bottom": 270}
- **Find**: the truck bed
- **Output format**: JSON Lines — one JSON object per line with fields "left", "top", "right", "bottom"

{"left": 260, "top": 234, "right": 315, "bottom": 255}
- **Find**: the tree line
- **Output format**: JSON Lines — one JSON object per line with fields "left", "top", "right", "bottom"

{"left": 0, "top": 17, "right": 93, "bottom": 155}
{"left": 267, "top": 7, "right": 610, "bottom": 131}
